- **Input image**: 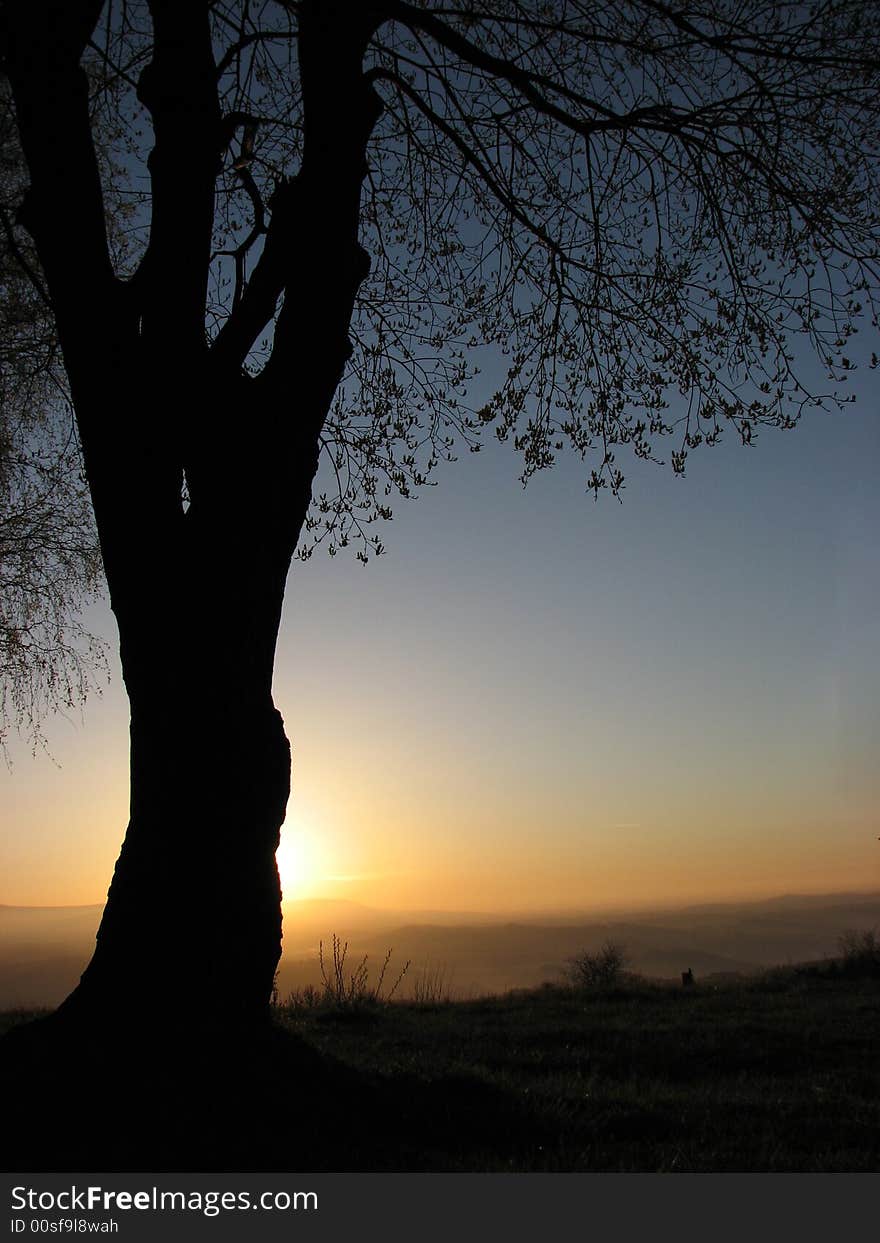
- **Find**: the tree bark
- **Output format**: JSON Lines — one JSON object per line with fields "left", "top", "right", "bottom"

{"left": 69, "top": 688, "right": 292, "bottom": 1024}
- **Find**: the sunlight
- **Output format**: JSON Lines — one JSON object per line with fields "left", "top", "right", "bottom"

{"left": 275, "top": 825, "right": 319, "bottom": 900}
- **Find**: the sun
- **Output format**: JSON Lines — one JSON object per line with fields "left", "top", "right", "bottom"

{"left": 275, "top": 826, "right": 318, "bottom": 900}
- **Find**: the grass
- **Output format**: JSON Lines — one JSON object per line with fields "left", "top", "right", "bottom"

{"left": 3, "top": 958, "right": 878, "bottom": 1171}
{"left": 410, "top": 960, "right": 455, "bottom": 1005}
{"left": 270, "top": 964, "right": 880, "bottom": 1171}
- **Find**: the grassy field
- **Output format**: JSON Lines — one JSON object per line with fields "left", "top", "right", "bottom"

{"left": 265, "top": 967, "right": 880, "bottom": 1171}
{"left": 2, "top": 961, "right": 879, "bottom": 1171}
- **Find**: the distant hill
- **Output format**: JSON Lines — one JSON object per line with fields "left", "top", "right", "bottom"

{"left": 0, "top": 904, "right": 103, "bottom": 1008}
{"left": 2, "top": 891, "right": 878, "bottom": 1008}
{"left": 276, "top": 890, "right": 880, "bottom": 999}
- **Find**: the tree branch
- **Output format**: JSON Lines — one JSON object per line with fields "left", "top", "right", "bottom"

{"left": 255, "top": 3, "right": 383, "bottom": 421}
{"left": 132, "top": 1, "right": 222, "bottom": 357}
{"left": 0, "top": 205, "right": 54, "bottom": 311}
{"left": 635, "top": 0, "right": 880, "bottom": 72}
{"left": 2, "top": 1, "right": 120, "bottom": 401}
{"left": 209, "top": 175, "right": 300, "bottom": 373}
{"left": 370, "top": 68, "right": 582, "bottom": 273}
{"left": 387, "top": 1, "right": 841, "bottom": 145}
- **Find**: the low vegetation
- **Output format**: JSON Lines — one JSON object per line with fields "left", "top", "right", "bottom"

{"left": 281, "top": 935, "right": 410, "bottom": 1013}
{"left": 256, "top": 936, "right": 880, "bottom": 1171}
{"left": 3, "top": 939, "right": 878, "bottom": 1171}
{"left": 838, "top": 927, "right": 880, "bottom": 975}
{"left": 270, "top": 961, "right": 880, "bottom": 1171}
{"left": 565, "top": 940, "right": 631, "bottom": 989}
{"left": 410, "top": 961, "right": 455, "bottom": 1006}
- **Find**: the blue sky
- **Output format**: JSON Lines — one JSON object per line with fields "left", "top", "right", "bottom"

{"left": 4, "top": 353, "right": 878, "bottom": 911}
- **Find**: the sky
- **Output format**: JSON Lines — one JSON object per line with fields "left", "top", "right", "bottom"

{"left": 2, "top": 354, "right": 879, "bottom": 914}
{"left": 3, "top": 4, "right": 878, "bottom": 921}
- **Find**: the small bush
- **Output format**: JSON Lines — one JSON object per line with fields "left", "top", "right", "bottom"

{"left": 566, "top": 940, "right": 630, "bottom": 989}
{"left": 838, "top": 927, "right": 880, "bottom": 975}
{"left": 273, "top": 935, "right": 412, "bottom": 1016}
{"left": 318, "top": 933, "right": 411, "bottom": 1008}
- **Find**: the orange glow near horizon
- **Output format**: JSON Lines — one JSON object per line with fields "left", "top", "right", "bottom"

{"left": 2, "top": 701, "right": 878, "bottom": 913}
{"left": 1, "top": 679, "right": 878, "bottom": 913}
{"left": 2, "top": 411, "right": 880, "bottom": 916}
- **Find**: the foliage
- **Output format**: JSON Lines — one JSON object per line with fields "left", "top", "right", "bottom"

{"left": 357, "top": 0, "right": 880, "bottom": 505}
{"left": 73, "top": 1, "right": 880, "bottom": 560}
{"left": 5, "top": 4, "right": 880, "bottom": 707}
{"left": 566, "top": 939, "right": 630, "bottom": 988}
{"left": 0, "top": 84, "right": 107, "bottom": 754}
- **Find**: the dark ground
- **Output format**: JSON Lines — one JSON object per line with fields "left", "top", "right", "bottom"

{"left": 2, "top": 963, "right": 878, "bottom": 1172}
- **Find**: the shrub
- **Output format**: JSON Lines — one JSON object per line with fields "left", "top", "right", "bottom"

{"left": 566, "top": 940, "right": 630, "bottom": 989}
{"left": 318, "top": 933, "right": 410, "bottom": 1008}
{"left": 838, "top": 928, "right": 880, "bottom": 975}
{"left": 273, "top": 935, "right": 412, "bottom": 1015}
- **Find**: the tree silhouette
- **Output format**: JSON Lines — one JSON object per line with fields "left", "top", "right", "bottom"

{"left": 0, "top": 83, "right": 107, "bottom": 754}
{"left": 1, "top": 0, "right": 878, "bottom": 1028}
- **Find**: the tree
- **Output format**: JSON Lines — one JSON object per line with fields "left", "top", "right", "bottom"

{"left": 1, "top": 0, "right": 878, "bottom": 1029}
{"left": 0, "top": 83, "right": 106, "bottom": 755}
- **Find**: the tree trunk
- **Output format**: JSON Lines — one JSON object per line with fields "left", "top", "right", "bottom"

{"left": 58, "top": 370, "right": 314, "bottom": 1027}
{"left": 66, "top": 691, "right": 291, "bottom": 1024}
